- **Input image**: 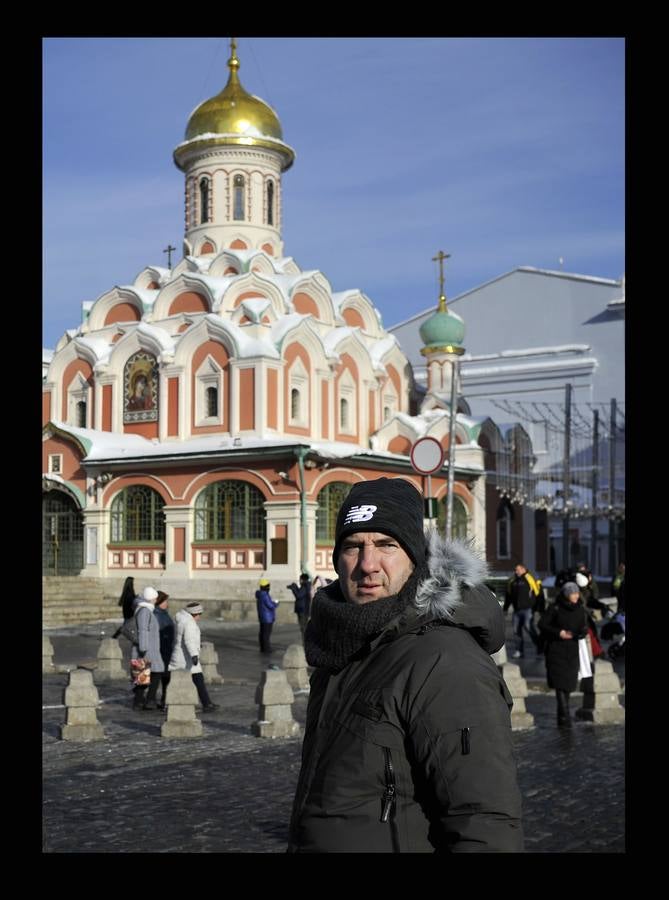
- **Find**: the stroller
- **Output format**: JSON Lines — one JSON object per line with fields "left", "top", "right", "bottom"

{"left": 601, "top": 612, "right": 625, "bottom": 660}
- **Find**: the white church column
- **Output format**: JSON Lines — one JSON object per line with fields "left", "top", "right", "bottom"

{"left": 82, "top": 508, "right": 109, "bottom": 577}
{"left": 163, "top": 505, "right": 192, "bottom": 576}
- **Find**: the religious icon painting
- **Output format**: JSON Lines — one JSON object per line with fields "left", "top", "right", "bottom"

{"left": 124, "top": 352, "right": 158, "bottom": 422}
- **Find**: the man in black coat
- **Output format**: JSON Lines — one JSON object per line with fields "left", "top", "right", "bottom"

{"left": 287, "top": 477, "right": 523, "bottom": 853}
{"left": 504, "top": 563, "right": 542, "bottom": 659}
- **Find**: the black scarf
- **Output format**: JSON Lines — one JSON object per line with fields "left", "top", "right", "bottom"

{"left": 304, "top": 561, "right": 430, "bottom": 673}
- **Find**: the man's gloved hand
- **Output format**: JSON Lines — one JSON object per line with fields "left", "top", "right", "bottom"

{"left": 138, "top": 651, "right": 146, "bottom": 659}
{"left": 191, "top": 655, "right": 199, "bottom": 666}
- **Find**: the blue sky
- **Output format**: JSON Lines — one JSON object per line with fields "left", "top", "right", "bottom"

{"left": 43, "top": 37, "right": 624, "bottom": 349}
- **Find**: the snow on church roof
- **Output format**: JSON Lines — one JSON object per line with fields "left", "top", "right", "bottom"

{"left": 134, "top": 322, "right": 177, "bottom": 353}
{"left": 240, "top": 298, "right": 273, "bottom": 322}
{"left": 74, "top": 334, "right": 112, "bottom": 363}
{"left": 369, "top": 334, "right": 399, "bottom": 365}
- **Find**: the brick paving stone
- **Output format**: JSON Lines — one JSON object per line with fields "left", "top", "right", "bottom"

{"left": 42, "top": 620, "right": 625, "bottom": 853}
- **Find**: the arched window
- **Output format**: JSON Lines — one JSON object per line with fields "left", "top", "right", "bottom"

{"left": 199, "top": 177, "right": 210, "bottom": 224}
{"left": 68, "top": 373, "right": 90, "bottom": 428}
{"left": 496, "top": 500, "right": 513, "bottom": 559}
{"left": 291, "top": 387, "right": 300, "bottom": 421}
{"left": 42, "top": 490, "right": 84, "bottom": 575}
{"left": 437, "top": 495, "right": 469, "bottom": 540}
{"left": 316, "top": 482, "right": 352, "bottom": 542}
{"left": 110, "top": 486, "right": 165, "bottom": 543}
{"left": 194, "top": 481, "right": 265, "bottom": 542}
{"left": 267, "top": 180, "right": 274, "bottom": 226}
{"left": 340, "top": 398, "right": 349, "bottom": 430}
{"left": 233, "top": 174, "right": 245, "bottom": 221}
{"left": 206, "top": 386, "right": 218, "bottom": 418}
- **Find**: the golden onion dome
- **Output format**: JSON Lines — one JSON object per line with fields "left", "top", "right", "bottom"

{"left": 174, "top": 40, "right": 294, "bottom": 172}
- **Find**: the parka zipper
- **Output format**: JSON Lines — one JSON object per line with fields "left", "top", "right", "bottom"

{"left": 380, "top": 747, "right": 396, "bottom": 823}
{"left": 461, "top": 727, "right": 471, "bottom": 755}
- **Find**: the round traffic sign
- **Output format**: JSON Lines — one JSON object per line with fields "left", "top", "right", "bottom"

{"left": 410, "top": 436, "right": 445, "bottom": 475}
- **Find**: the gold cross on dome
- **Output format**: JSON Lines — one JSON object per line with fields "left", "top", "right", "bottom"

{"left": 432, "top": 250, "right": 451, "bottom": 310}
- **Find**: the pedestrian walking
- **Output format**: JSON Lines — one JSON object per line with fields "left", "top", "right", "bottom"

{"left": 169, "top": 603, "right": 218, "bottom": 711}
{"left": 287, "top": 573, "right": 312, "bottom": 639}
{"left": 112, "top": 576, "right": 136, "bottom": 639}
{"left": 538, "top": 581, "right": 589, "bottom": 728}
{"left": 577, "top": 565, "right": 606, "bottom": 616}
{"left": 256, "top": 578, "right": 279, "bottom": 654}
{"left": 153, "top": 591, "right": 174, "bottom": 710}
{"left": 288, "top": 476, "right": 523, "bottom": 853}
{"left": 131, "top": 586, "right": 165, "bottom": 710}
{"left": 504, "top": 563, "right": 542, "bottom": 658}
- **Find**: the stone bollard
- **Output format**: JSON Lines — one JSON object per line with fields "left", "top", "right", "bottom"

{"left": 200, "top": 641, "right": 224, "bottom": 684}
{"left": 161, "top": 670, "right": 203, "bottom": 738}
{"left": 575, "top": 659, "right": 625, "bottom": 724}
{"left": 252, "top": 669, "right": 300, "bottom": 738}
{"left": 282, "top": 644, "right": 310, "bottom": 692}
{"left": 60, "top": 669, "right": 105, "bottom": 742}
{"left": 500, "top": 662, "right": 534, "bottom": 730}
{"left": 95, "top": 638, "right": 125, "bottom": 681}
{"left": 43, "top": 635, "right": 56, "bottom": 673}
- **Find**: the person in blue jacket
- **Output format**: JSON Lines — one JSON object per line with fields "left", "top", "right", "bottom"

{"left": 256, "top": 578, "right": 279, "bottom": 654}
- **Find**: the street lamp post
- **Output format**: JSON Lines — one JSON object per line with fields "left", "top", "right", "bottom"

{"left": 445, "top": 358, "right": 458, "bottom": 540}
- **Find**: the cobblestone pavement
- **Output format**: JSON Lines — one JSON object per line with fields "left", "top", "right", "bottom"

{"left": 42, "top": 617, "right": 625, "bottom": 853}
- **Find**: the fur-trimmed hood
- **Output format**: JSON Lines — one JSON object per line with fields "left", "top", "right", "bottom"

{"left": 414, "top": 531, "right": 489, "bottom": 617}
{"left": 412, "top": 530, "right": 504, "bottom": 654}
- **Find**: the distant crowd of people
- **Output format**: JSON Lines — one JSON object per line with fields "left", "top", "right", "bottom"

{"left": 113, "top": 577, "right": 218, "bottom": 712}
{"left": 503, "top": 558, "right": 625, "bottom": 728}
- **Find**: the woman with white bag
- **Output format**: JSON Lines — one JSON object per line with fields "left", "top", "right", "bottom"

{"left": 538, "top": 582, "right": 589, "bottom": 728}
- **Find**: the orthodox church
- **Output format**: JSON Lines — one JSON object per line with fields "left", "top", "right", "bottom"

{"left": 42, "top": 42, "right": 528, "bottom": 608}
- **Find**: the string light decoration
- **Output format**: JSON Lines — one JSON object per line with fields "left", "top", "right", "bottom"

{"left": 489, "top": 399, "right": 625, "bottom": 521}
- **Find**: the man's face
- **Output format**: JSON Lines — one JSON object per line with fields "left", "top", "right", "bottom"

{"left": 336, "top": 531, "right": 415, "bottom": 605}
{"left": 514, "top": 565, "right": 526, "bottom": 577}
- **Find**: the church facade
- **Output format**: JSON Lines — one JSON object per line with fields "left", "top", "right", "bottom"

{"left": 42, "top": 43, "right": 497, "bottom": 603}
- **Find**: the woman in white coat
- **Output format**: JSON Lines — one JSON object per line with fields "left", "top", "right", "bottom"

{"left": 168, "top": 602, "right": 218, "bottom": 711}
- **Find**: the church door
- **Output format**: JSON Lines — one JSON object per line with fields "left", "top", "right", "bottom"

{"left": 42, "top": 491, "right": 84, "bottom": 575}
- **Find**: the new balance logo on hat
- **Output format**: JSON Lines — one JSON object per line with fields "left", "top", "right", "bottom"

{"left": 332, "top": 478, "right": 428, "bottom": 569}
{"left": 343, "top": 505, "right": 377, "bottom": 525}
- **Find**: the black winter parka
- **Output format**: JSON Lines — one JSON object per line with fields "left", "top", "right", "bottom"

{"left": 539, "top": 598, "right": 588, "bottom": 692}
{"left": 288, "top": 536, "right": 524, "bottom": 853}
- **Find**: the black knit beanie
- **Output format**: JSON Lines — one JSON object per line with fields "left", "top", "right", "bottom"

{"left": 332, "top": 478, "right": 427, "bottom": 570}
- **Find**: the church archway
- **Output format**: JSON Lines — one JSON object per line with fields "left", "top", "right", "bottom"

{"left": 42, "top": 490, "right": 84, "bottom": 575}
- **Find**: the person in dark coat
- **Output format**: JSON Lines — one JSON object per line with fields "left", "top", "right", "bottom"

{"left": 153, "top": 591, "right": 175, "bottom": 709}
{"left": 288, "top": 477, "right": 523, "bottom": 853}
{"left": 539, "top": 581, "right": 589, "bottom": 727}
{"left": 577, "top": 565, "right": 606, "bottom": 616}
{"left": 256, "top": 579, "right": 279, "bottom": 654}
{"left": 504, "top": 563, "right": 542, "bottom": 658}
{"left": 287, "top": 573, "right": 312, "bottom": 639}
{"left": 555, "top": 567, "right": 577, "bottom": 593}
{"left": 112, "top": 576, "right": 136, "bottom": 639}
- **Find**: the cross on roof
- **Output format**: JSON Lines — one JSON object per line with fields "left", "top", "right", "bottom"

{"left": 432, "top": 250, "right": 451, "bottom": 310}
